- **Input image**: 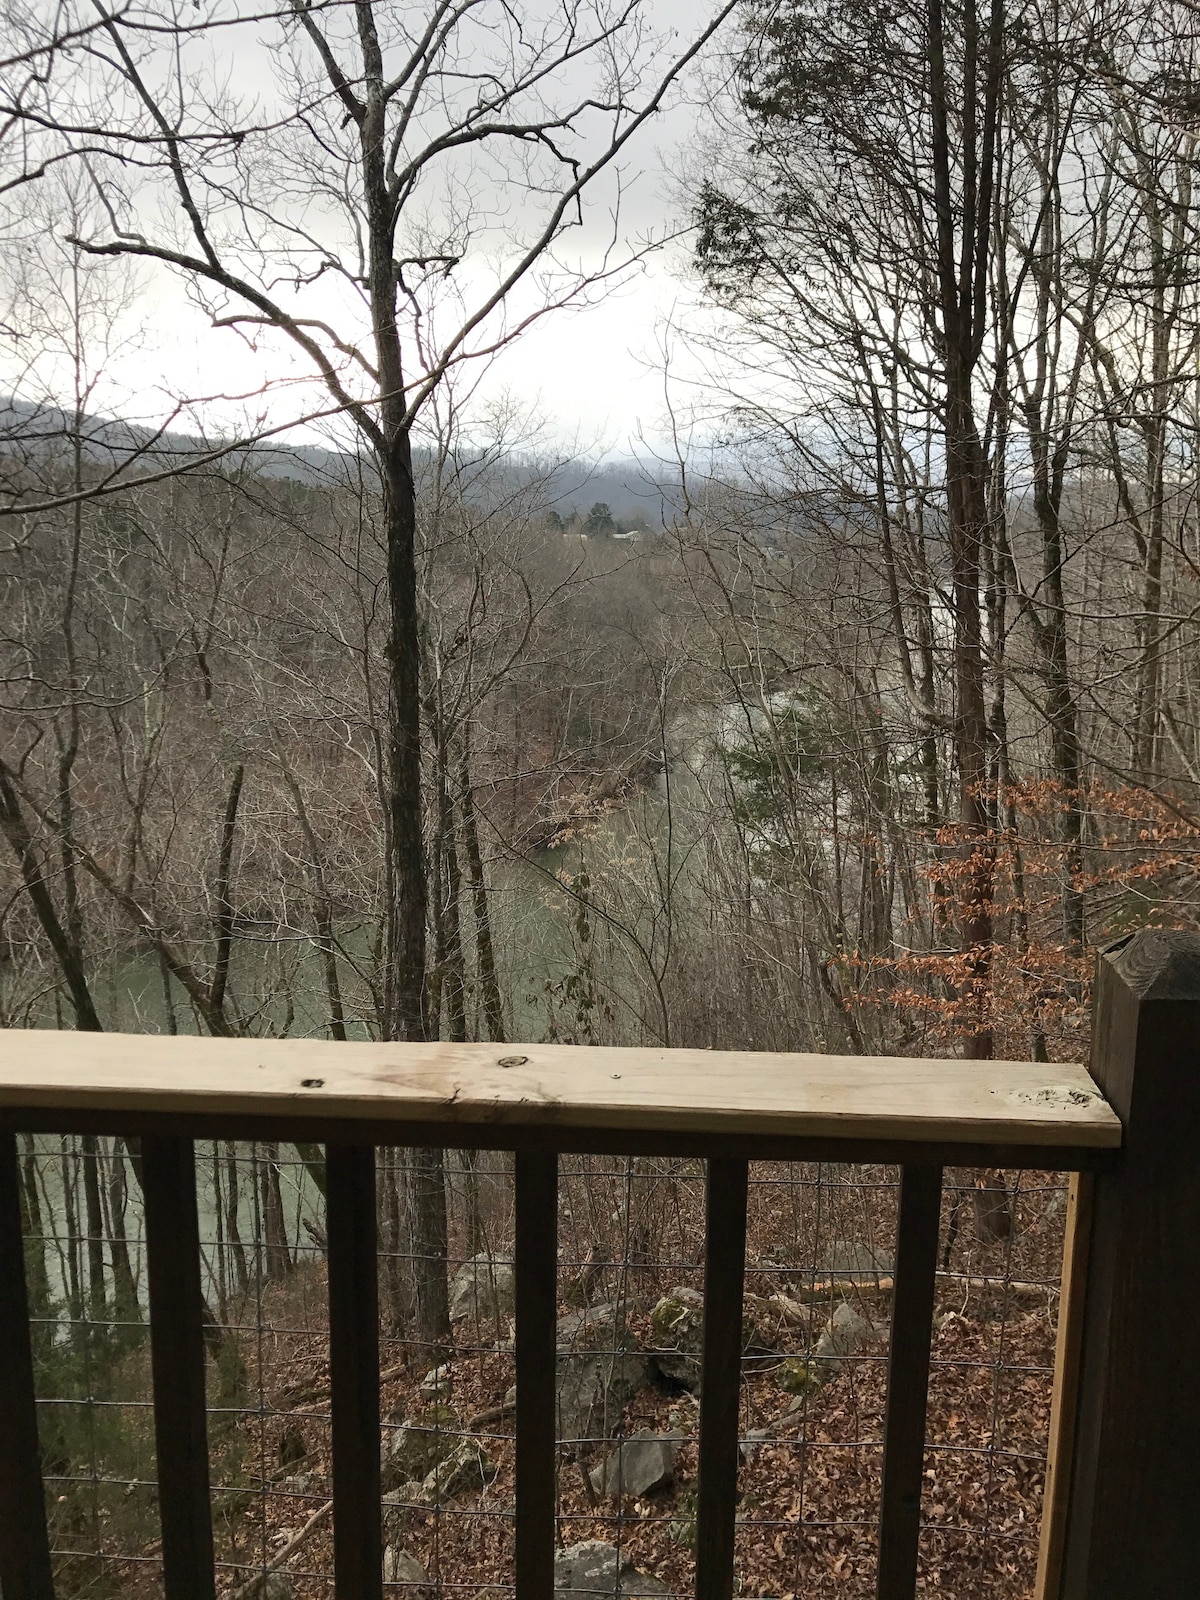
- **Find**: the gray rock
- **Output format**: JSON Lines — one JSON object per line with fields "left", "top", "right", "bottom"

{"left": 818, "top": 1239, "right": 894, "bottom": 1285}
{"left": 382, "top": 1404, "right": 457, "bottom": 1490}
{"left": 417, "top": 1439, "right": 497, "bottom": 1505}
{"left": 417, "top": 1365, "right": 452, "bottom": 1401}
{"left": 775, "top": 1303, "right": 881, "bottom": 1402}
{"left": 813, "top": 1302, "right": 877, "bottom": 1378}
{"left": 739, "top": 1426, "right": 772, "bottom": 1463}
{"left": 555, "top": 1304, "right": 648, "bottom": 1448}
{"left": 383, "top": 1547, "right": 429, "bottom": 1587}
{"left": 449, "top": 1248, "right": 516, "bottom": 1325}
{"left": 589, "top": 1430, "right": 679, "bottom": 1499}
{"left": 261, "top": 1576, "right": 294, "bottom": 1600}
{"left": 554, "top": 1540, "right": 667, "bottom": 1598}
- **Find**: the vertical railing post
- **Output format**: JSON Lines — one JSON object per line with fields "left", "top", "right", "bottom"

{"left": 143, "top": 1134, "right": 216, "bottom": 1600}
{"left": 1055, "top": 929, "right": 1200, "bottom": 1599}
{"left": 515, "top": 1150, "right": 558, "bottom": 1600}
{"left": 876, "top": 1163, "right": 942, "bottom": 1600}
{"left": 696, "top": 1157, "right": 749, "bottom": 1600}
{"left": 0, "top": 1129, "right": 55, "bottom": 1599}
{"left": 326, "top": 1142, "right": 382, "bottom": 1600}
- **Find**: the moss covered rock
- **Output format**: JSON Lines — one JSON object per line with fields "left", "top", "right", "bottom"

{"left": 382, "top": 1402, "right": 458, "bottom": 1490}
{"left": 419, "top": 1439, "right": 496, "bottom": 1504}
{"left": 774, "top": 1356, "right": 821, "bottom": 1396}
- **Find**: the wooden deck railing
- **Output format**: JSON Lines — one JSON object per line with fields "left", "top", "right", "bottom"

{"left": 1, "top": 926, "right": 1197, "bottom": 1600}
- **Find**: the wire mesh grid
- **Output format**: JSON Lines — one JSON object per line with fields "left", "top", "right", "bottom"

{"left": 17, "top": 1137, "right": 1068, "bottom": 1598}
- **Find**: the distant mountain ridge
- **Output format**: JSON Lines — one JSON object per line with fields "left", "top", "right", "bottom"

{"left": 0, "top": 397, "right": 680, "bottom": 525}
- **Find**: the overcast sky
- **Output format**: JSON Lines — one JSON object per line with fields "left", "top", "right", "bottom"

{"left": 2, "top": 0, "right": 742, "bottom": 464}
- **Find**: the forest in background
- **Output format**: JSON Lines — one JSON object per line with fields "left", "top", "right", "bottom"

{"left": 1, "top": 0, "right": 1199, "bottom": 1592}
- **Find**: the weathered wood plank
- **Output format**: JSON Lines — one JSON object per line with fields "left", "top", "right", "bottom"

{"left": 0, "top": 1031, "right": 1120, "bottom": 1151}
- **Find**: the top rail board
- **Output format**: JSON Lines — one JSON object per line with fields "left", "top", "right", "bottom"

{"left": 0, "top": 1031, "right": 1120, "bottom": 1150}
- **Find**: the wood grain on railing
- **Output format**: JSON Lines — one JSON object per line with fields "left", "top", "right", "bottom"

{"left": 0, "top": 1031, "right": 1120, "bottom": 1156}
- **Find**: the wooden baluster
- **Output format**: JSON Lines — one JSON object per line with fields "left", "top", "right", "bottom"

{"left": 877, "top": 1163, "right": 943, "bottom": 1600}
{"left": 515, "top": 1151, "right": 558, "bottom": 1600}
{"left": 0, "top": 1128, "right": 54, "bottom": 1599}
{"left": 143, "top": 1135, "right": 216, "bottom": 1600}
{"left": 326, "top": 1142, "right": 382, "bottom": 1600}
{"left": 696, "top": 1157, "right": 749, "bottom": 1600}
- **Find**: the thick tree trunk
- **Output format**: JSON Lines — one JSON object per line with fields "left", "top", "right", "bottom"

{"left": 929, "top": 0, "right": 1001, "bottom": 1062}
{"left": 262, "top": 1143, "right": 292, "bottom": 1280}
{"left": 944, "top": 387, "right": 996, "bottom": 1061}
{"left": 106, "top": 1138, "right": 139, "bottom": 1324}
{"left": 358, "top": 18, "right": 448, "bottom": 1355}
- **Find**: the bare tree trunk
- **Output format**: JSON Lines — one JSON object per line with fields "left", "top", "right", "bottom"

{"left": 460, "top": 741, "right": 506, "bottom": 1044}
{"left": 381, "top": 1161, "right": 410, "bottom": 1333}
{"left": 261, "top": 1143, "right": 292, "bottom": 1280}
{"left": 280, "top": 759, "right": 347, "bottom": 1041}
{"left": 439, "top": 750, "right": 468, "bottom": 1047}
{"left": 0, "top": 760, "right": 103, "bottom": 1031}
{"left": 406, "top": 1148, "right": 450, "bottom": 1363}
{"left": 79, "top": 1134, "right": 106, "bottom": 1322}
{"left": 20, "top": 1134, "right": 54, "bottom": 1357}
{"left": 106, "top": 1138, "right": 139, "bottom": 1323}
{"left": 929, "top": 0, "right": 1001, "bottom": 1061}
{"left": 61, "top": 1136, "right": 83, "bottom": 1324}
{"left": 210, "top": 762, "right": 245, "bottom": 1019}
{"left": 225, "top": 1143, "right": 248, "bottom": 1299}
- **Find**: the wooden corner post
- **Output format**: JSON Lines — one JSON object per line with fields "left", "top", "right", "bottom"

{"left": 1056, "top": 929, "right": 1200, "bottom": 1599}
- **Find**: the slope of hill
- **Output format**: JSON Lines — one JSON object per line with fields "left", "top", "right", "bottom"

{"left": 0, "top": 397, "right": 681, "bottom": 523}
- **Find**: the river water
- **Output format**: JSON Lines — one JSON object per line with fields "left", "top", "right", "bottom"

{"left": 17, "top": 776, "right": 695, "bottom": 1315}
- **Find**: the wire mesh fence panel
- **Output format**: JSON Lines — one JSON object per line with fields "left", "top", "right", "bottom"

{"left": 378, "top": 1146, "right": 517, "bottom": 1599}
{"left": 13, "top": 1140, "right": 1070, "bottom": 1600}
{"left": 202, "top": 1144, "right": 334, "bottom": 1599}
{"left": 22, "top": 1132, "right": 162, "bottom": 1597}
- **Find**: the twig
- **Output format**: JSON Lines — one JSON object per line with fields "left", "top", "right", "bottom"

{"left": 225, "top": 1499, "right": 332, "bottom": 1599}
{"left": 465, "top": 1396, "right": 517, "bottom": 1431}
